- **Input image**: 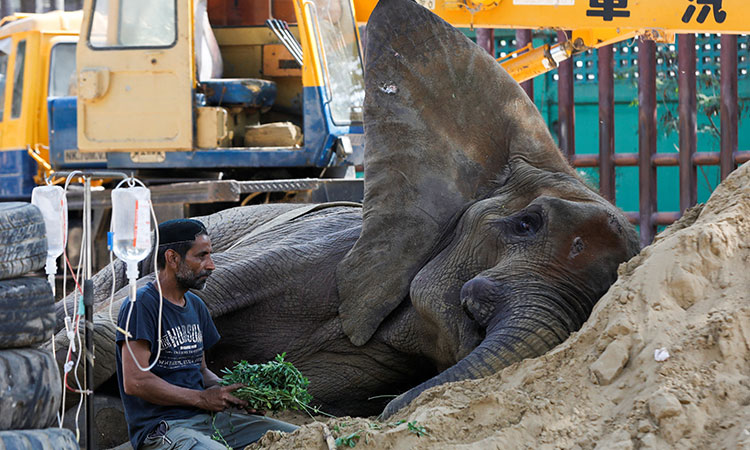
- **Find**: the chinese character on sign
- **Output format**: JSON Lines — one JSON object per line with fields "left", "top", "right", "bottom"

{"left": 681, "top": 0, "right": 727, "bottom": 24}
{"left": 586, "top": 0, "right": 630, "bottom": 22}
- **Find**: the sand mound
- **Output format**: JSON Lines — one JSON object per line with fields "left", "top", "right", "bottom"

{"left": 252, "top": 162, "right": 750, "bottom": 450}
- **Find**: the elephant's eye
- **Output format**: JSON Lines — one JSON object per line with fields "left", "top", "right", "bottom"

{"left": 512, "top": 212, "right": 542, "bottom": 237}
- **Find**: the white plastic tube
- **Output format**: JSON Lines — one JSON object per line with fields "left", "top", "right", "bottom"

{"left": 31, "top": 185, "right": 68, "bottom": 296}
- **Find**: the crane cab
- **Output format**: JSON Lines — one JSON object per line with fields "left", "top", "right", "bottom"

{"left": 72, "top": 0, "right": 364, "bottom": 177}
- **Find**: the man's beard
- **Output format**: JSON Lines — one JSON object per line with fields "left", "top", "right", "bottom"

{"left": 176, "top": 264, "right": 212, "bottom": 290}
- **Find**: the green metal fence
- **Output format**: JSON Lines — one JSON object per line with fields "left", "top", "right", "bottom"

{"left": 466, "top": 30, "right": 750, "bottom": 223}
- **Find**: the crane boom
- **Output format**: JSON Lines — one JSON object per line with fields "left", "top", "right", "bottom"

{"left": 354, "top": 0, "right": 747, "bottom": 35}
{"left": 353, "top": 0, "right": 749, "bottom": 82}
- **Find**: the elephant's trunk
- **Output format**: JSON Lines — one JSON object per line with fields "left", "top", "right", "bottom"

{"left": 382, "top": 279, "right": 597, "bottom": 418}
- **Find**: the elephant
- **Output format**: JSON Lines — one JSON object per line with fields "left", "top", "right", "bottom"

{"left": 51, "top": 0, "right": 639, "bottom": 419}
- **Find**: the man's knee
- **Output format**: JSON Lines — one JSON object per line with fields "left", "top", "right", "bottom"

{"left": 164, "top": 426, "right": 226, "bottom": 449}
{"left": 215, "top": 412, "right": 298, "bottom": 447}
{"left": 141, "top": 418, "right": 226, "bottom": 450}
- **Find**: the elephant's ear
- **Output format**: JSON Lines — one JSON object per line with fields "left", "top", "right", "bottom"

{"left": 336, "top": 0, "right": 574, "bottom": 345}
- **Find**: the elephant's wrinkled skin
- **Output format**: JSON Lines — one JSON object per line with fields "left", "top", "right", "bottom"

{"left": 51, "top": 0, "right": 639, "bottom": 418}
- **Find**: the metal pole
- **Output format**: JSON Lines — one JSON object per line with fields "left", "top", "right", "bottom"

{"left": 557, "top": 30, "right": 575, "bottom": 162}
{"left": 678, "top": 34, "right": 697, "bottom": 213}
{"left": 83, "top": 176, "right": 94, "bottom": 450}
{"left": 638, "top": 39, "right": 657, "bottom": 247}
{"left": 720, "top": 34, "right": 738, "bottom": 180}
{"left": 516, "top": 29, "right": 534, "bottom": 101}
{"left": 598, "top": 44, "right": 615, "bottom": 203}
{"left": 84, "top": 279, "right": 95, "bottom": 450}
{"left": 84, "top": 177, "right": 92, "bottom": 280}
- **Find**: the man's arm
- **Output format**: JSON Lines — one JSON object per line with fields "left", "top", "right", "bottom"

{"left": 120, "top": 340, "right": 247, "bottom": 412}
{"left": 201, "top": 353, "right": 221, "bottom": 388}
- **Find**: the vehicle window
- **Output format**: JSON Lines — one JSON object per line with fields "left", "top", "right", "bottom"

{"left": 0, "top": 38, "right": 10, "bottom": 121}
{"left": 49, "top": 43, "right": 76, "bottom": 97}
{"left": 312, "top": 0, "right": 365, "bottom": 124}
{"left": 89, "top": 0, "right": 176, "bottom": 48}
{"left": 11, "top": 40, "right": 26, "bottom": 119}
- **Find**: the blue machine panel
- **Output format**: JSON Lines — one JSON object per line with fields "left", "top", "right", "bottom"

{"left": 301, "top": 85, "right": 364, "bottom": 167}
{"left": 202, "top": 78, "right": 277, "bottom": 108}
{"left": 48, "top": 97, "right": 106, "bottom": 169}
{"left": 0, "top": 149, "right": 36, "bottom": 198}
{"left": 107, "top": 146, "right": 320, "bottom": 169}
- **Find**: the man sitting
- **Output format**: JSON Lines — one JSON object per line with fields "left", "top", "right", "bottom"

{"left": 115, "top": 219, "right": 297, "bottom": 449}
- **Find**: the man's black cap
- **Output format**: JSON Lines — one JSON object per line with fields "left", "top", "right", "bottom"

{"left": 158, "top": 219, "right": 207, "bottom": 246}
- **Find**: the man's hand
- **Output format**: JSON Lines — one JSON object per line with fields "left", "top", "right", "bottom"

{"left": 196, "top": 383, "right": 248, "bottom": 412}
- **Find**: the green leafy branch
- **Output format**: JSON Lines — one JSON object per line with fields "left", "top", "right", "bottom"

{"left": 219, "top": 353, "right": 333, "bottom": 418}
{"left": 330, "top": 419, "right": 428, "bottom": 448}
{"left": 334, "top": 431, "right": 361, "bottom": 448}
{"left": 407, "top": 420, "right": 429, "bottom": 437}
{"left": 210, "top": 413, "right": 233, "bottom": 449}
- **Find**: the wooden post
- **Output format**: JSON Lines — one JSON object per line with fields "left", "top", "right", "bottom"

{"left": 678, "top": 34, "right": 697, "bottom": 213}
{"left": 556, "top": 31, "right": 575, "bottom": 162}
{"left": 0, "top": 0, "right": 12, "bottom": 17}
{"left": 516, "top": 29, "right": 534, "bottom": 101}
{"left": 720, "top": 34, "right": 738, "bottom": 180}
{"left": 476, "top": 29, "right": 495, "bottom": 56}
{"left": 19, "top": 0, "right": 35, "bottom": 12}
{"left": 638, "top": 39, "right": 657, "bottom": 247}
{"left": 598, "top": 44, "right": 615, "bottom": 203}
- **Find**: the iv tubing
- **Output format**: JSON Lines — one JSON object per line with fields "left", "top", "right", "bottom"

{"left": 57, "top": 170, "right": 82, "bottom": 428}
{"left": 60, "top": 176, "right": 88, "bottom": 433}
{"left": 61, "top": 171, "right": 82, "bottom": 319}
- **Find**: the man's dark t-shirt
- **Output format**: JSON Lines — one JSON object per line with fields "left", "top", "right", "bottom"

{"left": 115, "top": 282, "right": 220, "bottom": 450}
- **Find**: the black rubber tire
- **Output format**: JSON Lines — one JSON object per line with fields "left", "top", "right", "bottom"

{"left": 0, "top": 202, "right": 47, "bottom": 281}
{"left": 0, "top": 278, "right": 55, "bottom": 349}
{"left": 0, "top": 349, "right": 61, "bottom": 430}
{"left": 0, "top": 428, "right": 78, "bottom": 450}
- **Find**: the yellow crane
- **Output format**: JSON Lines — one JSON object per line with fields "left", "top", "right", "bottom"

{"left": 353, "top": 0, "right": 748, "bottom": 82}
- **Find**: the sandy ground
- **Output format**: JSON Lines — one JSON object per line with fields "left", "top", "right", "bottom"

{"left": 250, "top": 162, "right": 750, "bottom": 450}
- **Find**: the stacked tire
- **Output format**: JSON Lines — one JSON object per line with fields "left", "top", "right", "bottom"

{"left": 0, "top": 203, "right": 78, "bottom": 449}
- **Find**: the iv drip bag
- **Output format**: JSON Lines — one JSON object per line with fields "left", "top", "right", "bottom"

{"left": 112, "top": 186, "right": 152, "bottom": 281}
{"left": 31, "top": 185, "right": 68, "bottom": 293}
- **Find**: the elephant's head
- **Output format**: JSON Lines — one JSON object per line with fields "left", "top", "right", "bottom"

{"left": 336, "top": 0, "right": 639, "bottom": 416}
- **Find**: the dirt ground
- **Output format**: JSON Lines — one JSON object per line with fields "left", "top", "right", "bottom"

{"left": 250, "top": 162, "right": 750, "bottom": 450}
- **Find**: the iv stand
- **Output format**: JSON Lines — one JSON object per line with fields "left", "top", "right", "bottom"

{"left": 51, "top": 171, "right": 129, "bottom": 450}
